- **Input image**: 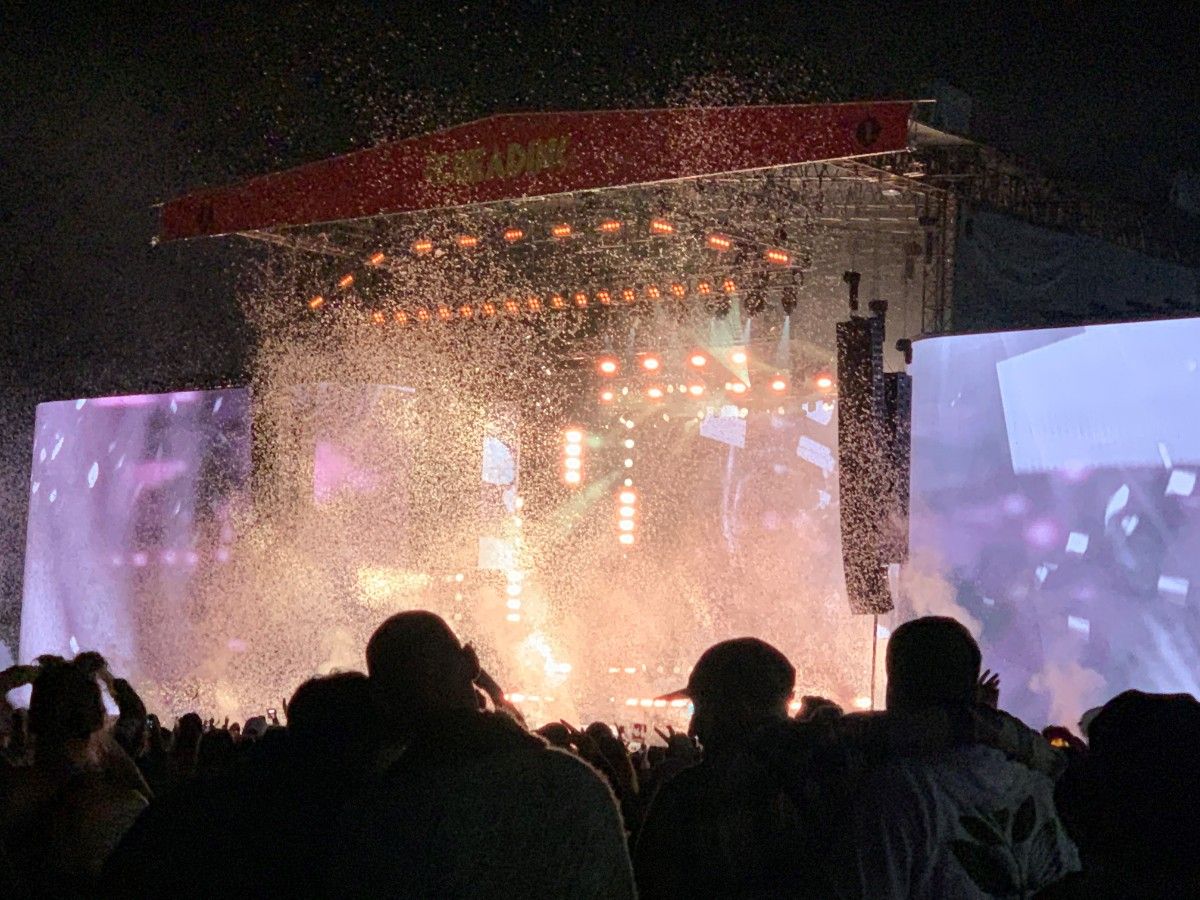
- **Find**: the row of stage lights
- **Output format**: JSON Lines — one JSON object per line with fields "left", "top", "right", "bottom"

{"left": 346, "top": 275, "right": 773, "bottom": 325}
{"left": 595, "top": 348, "right": 834, "bottom": 404}
{"left": 307, "top": 212, "right": 799, "bottom": 314}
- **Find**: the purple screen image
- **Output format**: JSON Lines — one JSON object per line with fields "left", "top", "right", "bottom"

{"left": 20, "top": 390, "right": 252, "bottom": 698}
{"left": 906, "top": 318, "right": 1200, "bottom": 728}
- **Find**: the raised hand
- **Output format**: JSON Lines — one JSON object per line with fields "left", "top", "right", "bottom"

{"left": 976, "top": 669, "right": 1001, "bottom": 709}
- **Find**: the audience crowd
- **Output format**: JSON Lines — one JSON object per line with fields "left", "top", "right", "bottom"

{"left": 1, "top": 611, "right": 1198, "bottom": 898}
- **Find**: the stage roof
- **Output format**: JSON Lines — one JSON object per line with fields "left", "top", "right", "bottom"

{"left": 158, "top": 101, "right": 916, "bottom": 242}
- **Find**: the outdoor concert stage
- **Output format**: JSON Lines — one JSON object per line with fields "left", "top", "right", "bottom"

{"left": 20, "top": 102, "right": 955, "bottom": 724}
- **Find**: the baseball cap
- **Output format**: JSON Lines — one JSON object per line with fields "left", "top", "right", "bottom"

{"left": 660, "top": 638, "right": 795, "bottom": 705}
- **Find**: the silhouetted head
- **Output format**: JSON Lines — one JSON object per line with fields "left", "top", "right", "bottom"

{"left": 287, "top": 671, "right": 379, "bottom": 761}
{"left": 664, "top": 637, "right": 795, "bottom": 753}
{"left": 366, "top": 611, "right": 480, "bottom": 729}
{"left": 886, "top": 616, "right": 981, "bottom": 712}
{"left": 536, "top": 722, "right": 573, "bottom": 749}
{"left": 28, "top": 655, "right": 105, "bottom": 749}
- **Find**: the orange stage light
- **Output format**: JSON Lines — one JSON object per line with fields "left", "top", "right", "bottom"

{"left": 722, "top": 277, "right": 737, "bottom": 294}
{"left": 367, "top": 251, "right": 386, "bottom": 266}
{"left": 503, "top": 227, "right": 524, "bottom": 242}
{"left": 573, "top": 292, "right": 589, "bottom": 308}
{"left": 598, "top": 358, "right": 619, "bottom": 376}
{"left": 598, "top": 219, "right": 622, "bottom": 233}
{"left": 412, "top": 239, "right": 433, "bottom": 254}
{"left": 552, "top": 223, "right": 572, "bottom": 238}
{"left": 645, "top": 284, "right": 662, "bottom": 300}
{"left": 669, "top": 283, "right": 687, "bottom": 298}
{"left": 816, "top": 375, "right": 835, "bottom": 390}
{"left": 307, "top": 295, "right": 325, "bottom": 310}
{"left": 596, "top": 290, "right": 612, "bottom": 306}
{"left": 650, "top": 218, "right": 674, "bottom": 235}
{"left": 456, "top": 235, "right": 479, "bottom": 249}
{"left": 689, "top": 353, "right": 708, "bottom": 367}
{"left": 337, "top": 274, "right": 355, "bottom": 289}
{"left": 641, "top": 357, "right": 660, "bottom": 372}
{"left": 458, "top": 305, "right": 474, "bottom": 319}
{"left": 706, "top": 233, "right": 732, "bottom": 251}
{"left": 764, "top": 248, "right": 791, "bottom": 265}
{"left": 437, "top": 306, "right": 453, "bottom": 321}
{"left": 504, "top": 299, "right": 521, "bottom": 315}
{"left": 481, "top": 302, "right": 497, "bottom": 317}
{"left": 621, "top": 288, "right": 637, "bottom": 304}
{"left": 550, "top": 294, "right": 567, "bottom": 310}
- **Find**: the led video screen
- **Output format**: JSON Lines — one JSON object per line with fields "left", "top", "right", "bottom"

{"left": 906, "top": 318, "right": 1200, "bottom": 728}
{"left": 20, "top": 390, "right": 252, "bottom": 708}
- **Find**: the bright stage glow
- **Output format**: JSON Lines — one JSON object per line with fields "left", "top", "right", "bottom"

{"left": 599, "top": 390, "right": 615, "bottom": 403}
{"left": 729, "top": 382, "right": 747, "bottom": 394}
{"left": 642, "top": 357, "right": 660, "bottom": 371}
{"left": 770, "top": 377, "right": 788, "bottom": 392}
{"left": 619, "top": 491, "right": 637, "bottom": 504}
{"left": 730, "top": 349, "right": 747, "bottom": 365}
{"left": 816, "top": 375, "right": 834, "bottom": 390}
{"left": 564, "top": 430, "right": 583, "bottom": 443}
{"left": 598, "top": 358, "right": 619, "bottom": 375}
{"left": 688, "top": 385, "right": 704, "bottom": 396}
{"left": 689, "top": 353, "right": 708, "bottom": 367}
{"left": 646, "top": 387, "right": 664, "bottom": 399}
{"left": 564, "top": 470, "right": 581, "bottom": 484}
{"left": 618, "top": 533, "right": 635, "bottom": 545}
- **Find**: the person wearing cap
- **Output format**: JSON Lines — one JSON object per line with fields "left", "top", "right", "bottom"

{"left": 832, "top": 616, "right": 1079, "bottom": 899}
{"left": 634, "top": 637, "right": 806, "bottom": 899}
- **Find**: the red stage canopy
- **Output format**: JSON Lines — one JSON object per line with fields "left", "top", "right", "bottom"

{"left": 159, "top": 101, "right": 914, "bottom": 242}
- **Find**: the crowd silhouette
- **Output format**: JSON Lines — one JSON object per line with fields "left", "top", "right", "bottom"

{"left": 1, "top": 611, "right": 1198, "bottom": 898}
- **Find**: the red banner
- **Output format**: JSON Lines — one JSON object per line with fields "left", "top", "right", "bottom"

{"left": 159, "top": 101, "right": 913, "bottom": 242}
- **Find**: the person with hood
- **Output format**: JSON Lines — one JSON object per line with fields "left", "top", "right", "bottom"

{"left": 834, "top": 616, "right": 1080, "bottom": 898}
{"left": 330, "top": 610, "right": 634, "bottom": 899}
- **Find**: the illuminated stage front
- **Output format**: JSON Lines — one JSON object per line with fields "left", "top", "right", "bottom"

{"left": 22, "top": 101, "right": 949, "bottom": 723}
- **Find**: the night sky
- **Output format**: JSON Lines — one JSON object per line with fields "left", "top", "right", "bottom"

{"left": 2, "top": 0, "right": 1197, "bottom": 641}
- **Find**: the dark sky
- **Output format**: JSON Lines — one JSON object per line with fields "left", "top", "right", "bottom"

{"left": 0, "top": 0, "right": 1197, "bottom": 632}
{"left": 3, "top": 0, "right": 1197, "bottom": 393}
